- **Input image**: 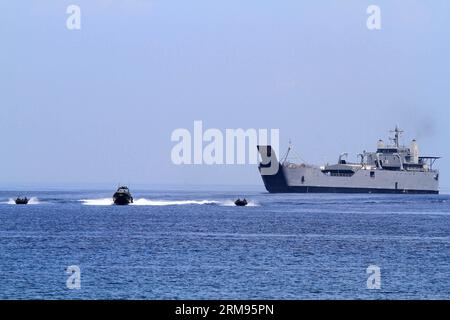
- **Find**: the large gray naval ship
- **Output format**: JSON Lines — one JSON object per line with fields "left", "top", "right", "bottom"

{"left": 258, "top": 126, "right": 440, "bottom": 194}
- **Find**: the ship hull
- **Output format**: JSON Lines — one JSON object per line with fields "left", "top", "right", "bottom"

{"left": 261, "top": 184, "right": 438, "bottom": 194}
{"left": 113, "top": 193, "right": 133, "bottom": 205}
{"left": 257, "top": 146, "right": 439, "bottom": 194}
{"left": 15, "top": 199, "right": 29, "bottom": 205}
{"left": 113, "top": 199, "right": 132, "bottom": 205}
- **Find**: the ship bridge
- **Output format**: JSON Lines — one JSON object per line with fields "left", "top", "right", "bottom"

{"left": 362, "top": 126, "right": 440, "bottom": 173}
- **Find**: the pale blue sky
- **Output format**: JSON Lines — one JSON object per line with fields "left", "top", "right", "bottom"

{"left": 1, "top": 1, "right": 449, "bottom": 191}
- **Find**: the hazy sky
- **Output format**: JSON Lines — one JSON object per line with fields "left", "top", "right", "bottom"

{"left": 1, "top": 1, "right": 449, "bottom": 191}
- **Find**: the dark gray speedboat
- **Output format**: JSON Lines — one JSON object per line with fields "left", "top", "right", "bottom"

{"left": 15, "top": 197, "right": 29, "bottom": 205}
{"left": 113, "top": 186, "right": 133, "bottom": 205}
{"left": 234, "top": 198, "right": 248, "bottom": 206}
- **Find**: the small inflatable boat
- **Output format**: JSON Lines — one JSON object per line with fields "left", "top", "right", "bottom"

{"left": 234, "top": 198, "right": 248, "bottom": 206}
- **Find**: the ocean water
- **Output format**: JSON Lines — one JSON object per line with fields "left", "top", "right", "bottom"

{"left": 0, "top": 189, "right": 449, "bottom": 300}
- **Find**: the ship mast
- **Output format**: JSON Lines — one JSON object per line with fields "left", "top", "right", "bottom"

{"left": 390, "top": 125, "right": 403, "bottom": 148}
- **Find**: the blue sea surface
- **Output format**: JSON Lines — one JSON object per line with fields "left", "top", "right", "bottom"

{"left": 0, "top": 189, "right": 449, "bottom": 299}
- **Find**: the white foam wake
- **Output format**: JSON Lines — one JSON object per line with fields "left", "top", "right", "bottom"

{"left": 79, "top": 198, "right": 259, "bottom": 207}
{"left": 79, "top": 198, "right": 114, "bottom": 206}
{"left": 132, "top": 199, "right": 218, "bottom": 206}
{"left": 79, "top": 198, "right": 218, "bottom": 206}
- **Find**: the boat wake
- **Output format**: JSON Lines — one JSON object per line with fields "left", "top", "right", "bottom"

{"left": 79, "top": 198, "right": 114, "bottom": 206}
{"left": 6, "top": 197, "right": 40, "bottom": 205}
{"left": 132, "top": 199, "right": 218, "bottom": 206}
{"left": 79, "top": 198, "right": 219, "bottom": 206}
{"left": 79, "top": 198, "right": 259, "bottom": 207}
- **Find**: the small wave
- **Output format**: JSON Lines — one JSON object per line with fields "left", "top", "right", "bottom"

{"left": 5, "top": 197, "right": 40, "bottom": 205}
